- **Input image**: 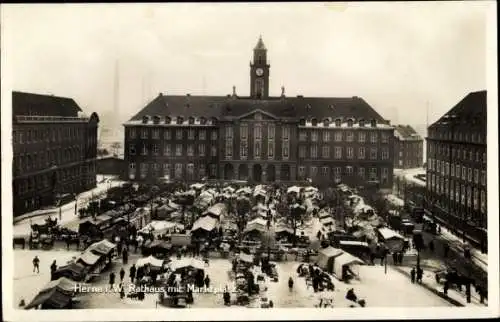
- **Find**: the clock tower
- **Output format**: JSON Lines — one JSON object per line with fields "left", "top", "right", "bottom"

{"left": 250, "top": 36, "right": 270, "bottom": 99}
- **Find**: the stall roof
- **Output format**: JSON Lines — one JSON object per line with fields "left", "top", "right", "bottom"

{"left": 246, "top": 217, "right": 267, "bottom": 227}
{"left": 378, "top": 227, "right": 404, "bottom": 241}
{"left": 204, "top": 203, "right": 226, "bottom": 217}
{"left": 78, "top": 251, "right": 102, "bottom": 266}
{"left": 169, "top": 258, "right": 205, "bottom": 272}
{"left": 275, "top": 226, "right": 294, "bottom": 234}
{"left": 25, "top": 288, "right": 72, "bottom": 310}
{"left": 334, "top": 252, "right": 365, "bottom": 266}
{"left": 145, "top": 240, "right": 171, "bottom": 249}
{"left": 319, "top": 246, "right": 344, "bottom": 258}
{"left": 41, "top": 277, "right": 86, "bottom": 294}
{"left": 238, "top": 253, "right": 254, "bottom": 263}
{"left": 192, "top": 216, "right": 219, "bottom": 232}
{"left": 87, "top": 239, "right": 116, "bottom": 255}
{"left": 339, "top": 241, "right": 370, "bottom": 247}
{"left": 136, "top": 255, "right": 165, "bottom": 268}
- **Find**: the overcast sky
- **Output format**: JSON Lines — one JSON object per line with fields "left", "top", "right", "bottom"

{"left": 1, "top": 2, "right": 492, "bottom": 136}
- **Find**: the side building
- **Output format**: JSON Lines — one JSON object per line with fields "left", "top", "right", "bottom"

{"left": 426, "top": 90, "right": 487, "bottom": 250}
{"left": 393, "top": 125, "right": 424, "bottom": 169}
{"left": 123, "top": 37, "right": 395, "bottom": 191}
{"left": 12, "top": 91, "right": 99, "bottom": 216}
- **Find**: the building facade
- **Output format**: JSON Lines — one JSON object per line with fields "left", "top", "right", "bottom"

{"left": 123, "top": 37, "right": 395, "bottom": 190}
{"left": 393, "top": 125, "right": 424, "bottom": 169}
{"left": 426, "top": 90, "right": 487, "bottom": 248}
{"left": 12, "top": 91, "right": 99, "bottom": 216}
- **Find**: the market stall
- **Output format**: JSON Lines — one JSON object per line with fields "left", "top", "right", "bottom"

{"left": 377, "top": 227, "right": 405, "bottom": 252}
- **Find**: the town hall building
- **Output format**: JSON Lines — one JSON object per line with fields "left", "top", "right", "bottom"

{"left": 123, "top": 37, "right": 395, "bottom": 189}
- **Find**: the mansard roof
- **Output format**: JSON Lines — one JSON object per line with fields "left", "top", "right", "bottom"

{"left": 430, "top": 90, "right": 487, "bottom": 128}
{"left": 12, "top": 91, "right": 83, "bottom": 117}
{"left": 126, "top": 94, "right": 388, "bottom": 125}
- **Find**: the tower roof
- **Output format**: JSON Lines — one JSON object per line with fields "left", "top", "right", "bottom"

{"left": 254, "top": 36, "right": 266, "bottom": 50}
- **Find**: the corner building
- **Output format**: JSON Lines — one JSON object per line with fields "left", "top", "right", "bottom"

{"left": 12, "top": 91, "right": 99, "bottom": 216}
{"left": 124, "top": 37, "right": 395, "bottom": 190}
{"left": 426, "top": 90, "right": 487, "bottom": 248}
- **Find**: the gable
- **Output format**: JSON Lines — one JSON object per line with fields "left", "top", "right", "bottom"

{"left": 236, "top": 109, "right": 279, "bottom": 121}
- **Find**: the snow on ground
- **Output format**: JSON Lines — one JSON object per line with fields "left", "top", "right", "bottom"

{"left": 13, "top": 250, "right": 81, "bottom": 309}
{"left": 13, "top": 250, "right": 453, "bottom": 309}
{"left": 13, "top": 178, "right": 126, "bottom": 238}
{"left": 345, "top": 265, "right": 452, "bottom": 307}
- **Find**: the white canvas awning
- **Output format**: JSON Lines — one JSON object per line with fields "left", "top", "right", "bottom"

{"left": 136, "top": 255, "right": 164, "bottom": 268}
{"left": 192, "top": 216, "right": 219, "bottom": 232}
{"left": 378, "top": 227, "right": 404, "bottom": 241}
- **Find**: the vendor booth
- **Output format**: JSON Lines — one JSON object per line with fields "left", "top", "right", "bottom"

{"left": 377, "top": 227, "right": 405, "bottom": 252}
{"left": 333, "top": 252, "right": 364, "bottom": 282}
{"left": 316, "top": 246, "right": 344, "bottom": 273}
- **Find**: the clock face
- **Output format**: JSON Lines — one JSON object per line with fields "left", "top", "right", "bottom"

{"left": 256, "top": 68, "right": 264, "bottom": 76}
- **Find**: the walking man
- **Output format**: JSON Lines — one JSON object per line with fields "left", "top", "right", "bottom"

{"left": 50, "top": 260, "right": 57, "bottom": 281}
{"left": 129, "top": 264, "right": 137, "bottom": 283}
{"left": 32, "top": 256, "right": 40, "bottom": 273}
{"left": 410, "top": 267, "right": 416, "bottom": 284}
{"left": 416, "top": 266, "right": 423, "bottom": 284}
{"left": 119, "top": 267, "right": 125, "bottom": 282}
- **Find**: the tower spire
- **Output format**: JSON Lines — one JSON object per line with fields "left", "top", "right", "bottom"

{"left": 255, "top": 35, "right": 266, "bottom": 50}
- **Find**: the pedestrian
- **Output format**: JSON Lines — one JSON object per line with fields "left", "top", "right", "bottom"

{"left": 122, "top": 248, "right": 128, "bottom": 264}
{"left": 465, "top": 284, "right": 471, "bottom": 303}
{"left": 50, "top": 260, "right": 57, "bottom": 281}
{"left": 416, "top": 266, "right": 423, "bottom": 284}
{"left": 129, "top": 264, "right": 137, "bottom": 283}
{"left": 120, "top": 267, "right": 125, "bottom": 282}
{"left": 392, "top": 252, "right": 398, "bottom": 265}
{"left": 32, "top": 256, "right": 40, "bottom": 273}
{"left": 443, "top": 281, "right": 449, "bottom": 296}
{"left": 66, "top": 236, "right": 71, "bottom": 250}
{"left": 109, "top": 272, "right": 116, "bottom": 287}
{"left": 410, "top": 268, "right": 416, "bottom": 284}
{"left": 119, "top": 283, "right": 125, "bottom": 299}
{"left": 204, "top": 275, "right": 211, "bottom": 288}
{"left": 398, "top": 252, "right": 404, "bottom": 265}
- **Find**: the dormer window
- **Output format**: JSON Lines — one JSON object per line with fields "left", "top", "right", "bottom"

{"left": 200, "top": 117, "right": 207, "bottom": 125}
{"left": 153, "top": 115, "right": 161, "bottom": 125}
{"left": 299, "top": 119, "right": 306, "bottom": 126}
{"left": 359, "top": 119, "right": 365, "bottom": 127}
{"left": 188, "top": 117, "right": 195, "bottom": 125}
{"left": 311, "top": 118, "right": 318, "bottom": 126}
{"left": 142, "top": 115, "right": 150, "bottom": 124}
{"left": 335, "top": 118, "right": 342, "bottom": 127}
{"left": 165, "top": 117, "right": 172, "bottom": 124}
{"left": 210, "top": 117, "right": 218, "bottom": 126}
{"left": 370, "top": 119, "right": 377, "bottom": 127}
{"left": 177, "top": 116, "right": 184, "bottom": 125}
{"left": 347, "top": 119, "right": 354, "bottom": 127}
{"left": 323, "top": 118, "right": 330, "bottom": 127}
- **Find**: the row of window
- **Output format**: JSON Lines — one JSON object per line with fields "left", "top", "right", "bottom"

{"left": 12, "top": 126, "right": 89, "bottom": 145}
{"left": 228, "top": 124, "right": 290, "bottom": 141}
{"left": 428, "top": 143, "right": 486, "bottom": 163}
{"left": 299, "top": 130, "right": 390, "bottom": 143}
{"left": 225, "top": 140, "right": 289, "bottom": 159}
{"left": 15, "top": 146, "right": 87, "bottom": 174}
{"left": 428, "top": 128, "right": 485, "bottom": 144}
{"left": 16, "top": 163, "right": 96, "bottom": 195}
{"left": 296, "top": 166, "right": 389, "bottom": 181}
{"left": 129, "top": 143, "right": 217, "bottom": 157}
{"left": 141, "top": 115, "right": 218, "bottom": 126}
{"left": 129, "top": 128, "right": 218, "bottom": 141}
{"left": 428, "top": 175, "right": 486, "bottom": 214}
{"left": 129, "top": 162, "right": 217, "bottom": 180}
{"left": 299, "top": 146, "right": 390, "bottom": 160}
{"left": 299, "top": 118, "right": 378, "bottom": 128}
{"left": 428, "top": 158, "right": 486, "bottom": 186}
